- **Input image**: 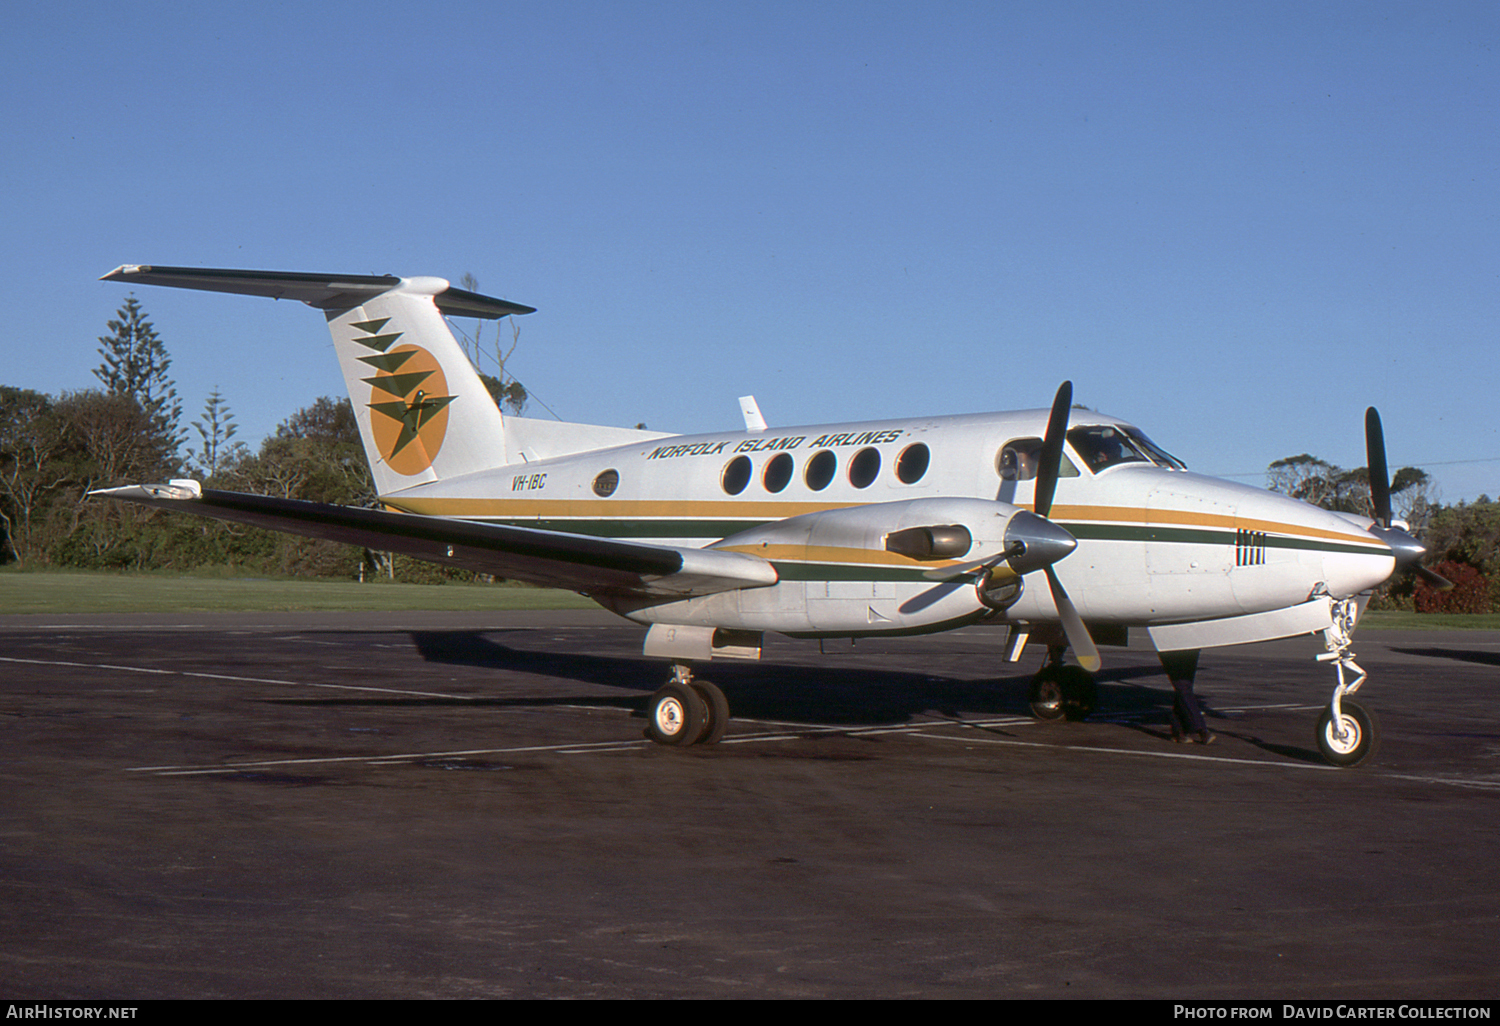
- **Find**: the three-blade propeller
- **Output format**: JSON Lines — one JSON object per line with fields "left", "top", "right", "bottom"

{"left": 1034, "top": 382, "right": 1101, "bottom": 672}
{"left": 923, "top": 381, "right": 1099, "bottom": 671}
{"left": 1365, "top": 407, "right": 1451, "bottom": 591}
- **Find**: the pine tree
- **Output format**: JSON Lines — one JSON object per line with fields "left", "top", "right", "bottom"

{"left": 186, "top": 387, "right": 245, "bottom": 482}
{"left": 94, "top": 296, "right": 183, "bottom": 470}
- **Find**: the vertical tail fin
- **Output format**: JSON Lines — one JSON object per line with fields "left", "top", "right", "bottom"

{"left": 326, "top": 278, "right": 511, "bottom": 495}
{"left": 99, "top": 266, "right": 534, "bottom": 496}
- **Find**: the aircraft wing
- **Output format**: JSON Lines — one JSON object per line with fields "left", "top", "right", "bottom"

{"left": 93, "top": 484, "right": 777, "bottom": 598}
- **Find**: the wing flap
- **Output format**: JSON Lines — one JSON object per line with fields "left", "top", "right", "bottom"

{"left": 92, "top": 485, "right": 776, "bottom": 597}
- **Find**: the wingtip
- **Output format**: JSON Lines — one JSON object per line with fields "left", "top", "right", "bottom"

{"left": 90, "top": 480, "right": 202, "bottom": 501}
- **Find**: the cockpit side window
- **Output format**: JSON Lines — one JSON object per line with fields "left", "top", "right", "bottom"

{"left": 1067, "top": 425, "right": 1152, "bottom": 473}
{"left": 997, "top": 437, "right": 1079, "bottom": 480}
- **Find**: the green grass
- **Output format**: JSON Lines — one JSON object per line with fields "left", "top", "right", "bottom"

{"left": 0, "top": 567, "right": 597, "bottom": 614}
{"left": 1358, "top": 609, "right": 1500, "bottom": 631}
{"left": 2, "top": 568, "right": 1496, "bottom": 627}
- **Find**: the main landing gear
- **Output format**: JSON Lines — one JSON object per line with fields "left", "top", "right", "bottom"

{"left": 645, "top": 664, "right": 729, "bottom": 747}
{"left": 1314, "top": 599, "right": 1380, "bottom": 768}
{"left": 1028, "top": 646, "right": 1097, "bottom": 721}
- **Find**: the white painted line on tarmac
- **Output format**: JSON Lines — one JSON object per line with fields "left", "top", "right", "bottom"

{"left": 1385, "top": 774, "right": 1500, "bottom": 791}
{"left": 130, "top": 738, "right": 653, "bottom": 775}
{"left": 913, "top": 729, "right": 1337, "bottom": 769}
{"left": 125, "top": 717, "right": 1037, "bottom": 775}
{"left": 44, "top": 654, "right": 1493, "bottom": 785}
{"left": 0, "top": 655, "right": 474, "bottom": 700}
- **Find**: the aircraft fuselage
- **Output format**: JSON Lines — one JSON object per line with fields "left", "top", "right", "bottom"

{"left": 378, "top": 408, "right": 1394, "bottom": 639}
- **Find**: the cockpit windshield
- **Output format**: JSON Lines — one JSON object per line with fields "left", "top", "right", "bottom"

{"left": 1124, "top": 427, "right": 1186, "bottom": 470}
{"left": 1067, "top": 425, "right": 1187, "bottom": 473}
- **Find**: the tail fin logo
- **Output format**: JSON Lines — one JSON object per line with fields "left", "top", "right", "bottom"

{"left": 349, "top": 318, "right": 454, "bottom": 476}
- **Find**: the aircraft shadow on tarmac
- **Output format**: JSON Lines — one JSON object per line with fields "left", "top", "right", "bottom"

{"left": 258, "top": 628, "right": 1333, "bottom": 761}
{"left": 1389, "top": 646, "right": 1500, "bottom": 667}
{"left": 388, "top": 628, "right": 1177, "bottom": 731}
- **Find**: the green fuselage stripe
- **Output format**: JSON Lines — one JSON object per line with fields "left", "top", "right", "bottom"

{"left": 468, "top": 516, "right": 1383, "bottom": 579}
{"left": 770, "top": 561, "right": 934, "bottom": 583}
{"left": 1060, "top": 522, "right": 1383, "bottom": 557}
{"left": 480, "top": 517, "right": 1381, "bottom": 553}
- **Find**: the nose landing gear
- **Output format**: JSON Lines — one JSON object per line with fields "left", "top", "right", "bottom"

{"left": 1028, "top": 647, "right": 1097, "bottom": 721}
{"left": 1314, "top": 599, "right": 1380, "bottom": 767}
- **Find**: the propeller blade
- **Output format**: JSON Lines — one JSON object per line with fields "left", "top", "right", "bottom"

{"left": 1415, "top": 565, "right": 1455, "bottom": 592}
{"left": 921, "top": 542, "right": 1023, "bottom": 582}
{"left": 1045, "top": 566, "right": 1100, "bottom": 673}
{"left": 1034, "top": 381, "right": 1073, "bottom": 519}
{"left": 1365, "top": 407, "right": 1392, "bottom": 527}
{"left": 1363, "top": 408, "right": 1451, "bottom": 589}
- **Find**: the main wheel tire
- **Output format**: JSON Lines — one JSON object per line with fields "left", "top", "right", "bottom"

{"left": 1057, "top": 666, "right": 1098, "bottom": 721}
{"left": 1028, "top": 670, "right": 1066, "bottom": 720}
{"left": 646, "top": 682, "right": 707, "bottom": 746}
{"left": 1316, "top": 698, "right": 1379, "bottom": 768}
{"left": 692, "top": 681, "right": 730, "bottom": 746}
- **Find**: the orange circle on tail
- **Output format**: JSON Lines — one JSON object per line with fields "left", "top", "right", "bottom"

{"left": 367, "top": 344, "right": 452, "bottom": 476}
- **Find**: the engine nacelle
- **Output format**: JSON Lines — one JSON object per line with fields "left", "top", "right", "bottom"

{"left": 608, "top": 497, "right": 1037, "bottom": 637}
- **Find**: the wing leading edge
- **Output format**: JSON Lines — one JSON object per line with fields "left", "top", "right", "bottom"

{"left": 93, "top": 484, "right": 777, "bottom": 598}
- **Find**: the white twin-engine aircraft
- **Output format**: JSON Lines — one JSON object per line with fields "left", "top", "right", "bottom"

{"left": 97, "top": 265, "right": 1442, "bottom": 767}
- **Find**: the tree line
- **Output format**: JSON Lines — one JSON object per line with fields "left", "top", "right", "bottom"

{"left": 1266, "top": 454, "right": 1497, "bottom": 613}
{"left": 1, "top": 299, "right": 1494, "bottom": 608}
{"left": 0, "top": 298, "right": 512, "bottom": 583}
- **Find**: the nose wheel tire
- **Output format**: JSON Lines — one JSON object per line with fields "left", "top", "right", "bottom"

{"left": 1316, "top": 698, "right": 1379, "bottom": 768}
{"left": 1028, "top": 674, "right": 1066, "bottom": 720}
{"left": 1029, "top": 665, "right": 1097, "bottom": 721}
{"left": 646, "top": 682, "right": 707, "bottom": 746}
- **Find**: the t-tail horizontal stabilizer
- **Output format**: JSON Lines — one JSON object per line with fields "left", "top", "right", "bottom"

{"left": 99, "top": 265, "right": 535, "bottom": 318}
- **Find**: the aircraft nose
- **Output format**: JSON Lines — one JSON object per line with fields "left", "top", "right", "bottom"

{"left": 1004, "top": 510, "right": 1078, "bottom": 575}
{"left": 1368, "top": 523, "right": 1426, "bottom": 572}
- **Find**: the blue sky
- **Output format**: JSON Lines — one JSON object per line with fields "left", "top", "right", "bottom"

{"left": 5, "top": 1, "right": 1496, "bottom": 501}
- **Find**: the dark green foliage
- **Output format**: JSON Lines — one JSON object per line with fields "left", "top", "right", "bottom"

{"left": 1266, "top": 453, "right": 1433, "bottom": 530}
{"left": 7, "top": 297, "right": 516, "bottom": 582}
{"left": 1265, "top": 453, "right": 1493, "bottom": 611}
{"left": 0, "top": 386, "right": 66, "bottom": 565}
{"left": 1414, "top": 561, "right": 1490, "bottom": 613}
{"left": 186, "top": 388, "right": 246, "bottom": 483}
{"left": 479, "top": 372, "right": 528, "bottom": 416}
{"left": 94, "top": 297, "right": 182, "bottom": 471}
{"left": 1416, "top": 498, "right": 1500, "bottom": 611}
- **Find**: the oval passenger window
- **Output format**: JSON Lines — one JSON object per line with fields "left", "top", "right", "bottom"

{"left": 848, "top": 447, "right": 880, "bottom": 488}
{"left": 721, "top": 456, "right": 752, "bottom": 495}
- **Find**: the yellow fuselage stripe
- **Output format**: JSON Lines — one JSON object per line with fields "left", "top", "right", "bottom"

{"left": 385, "top": 496, "right": 1380, "bottom": 549}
